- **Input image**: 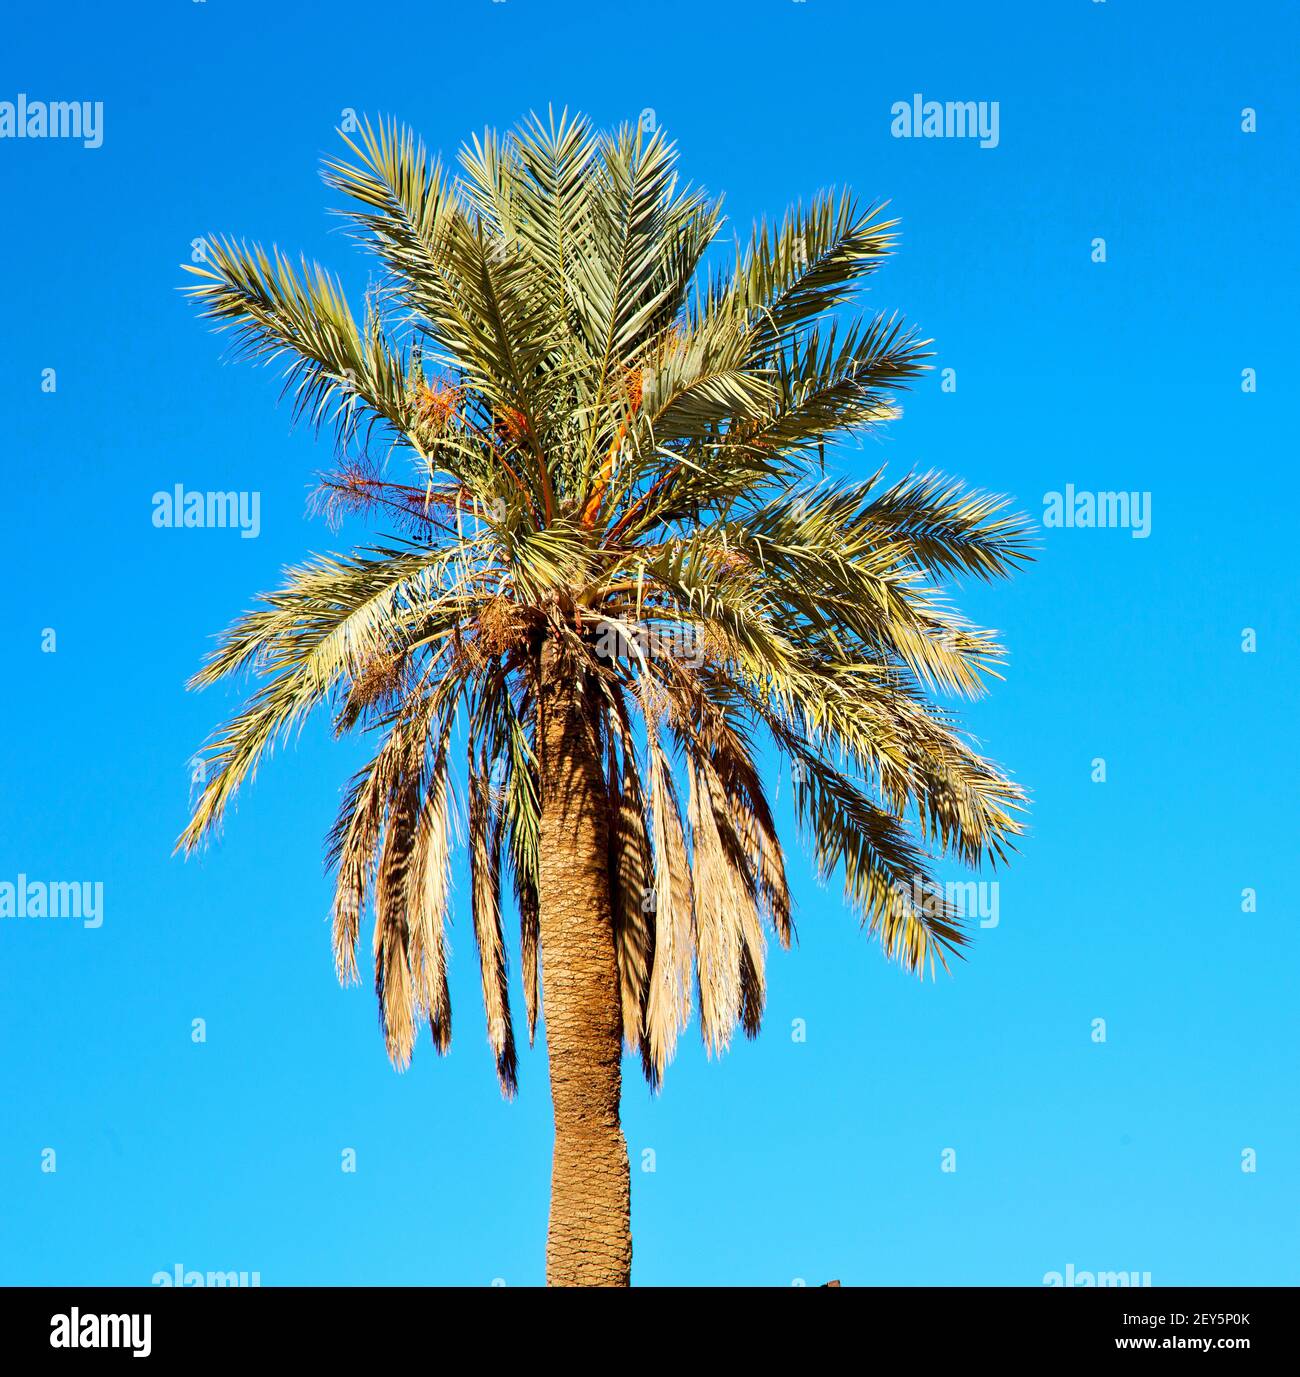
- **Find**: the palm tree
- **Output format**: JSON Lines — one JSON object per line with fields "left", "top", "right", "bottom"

{"left": 177, "top": 112, "right": 1030, "bottom": 1286}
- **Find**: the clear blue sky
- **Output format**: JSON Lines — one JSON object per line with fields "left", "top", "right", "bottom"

{"left": 1, "top": 0, "right": 1296, "bottom": 1287}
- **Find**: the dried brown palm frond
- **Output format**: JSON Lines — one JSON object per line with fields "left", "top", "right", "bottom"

{"left": 469, "top": 755, "right": 518, "bottom": 1097}
{"left": 605, "top": 717, "right": 654, "bottom": 1056}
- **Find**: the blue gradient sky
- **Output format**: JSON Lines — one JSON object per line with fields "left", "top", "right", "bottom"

{"left": 1, "top": 0, "right": 1296, "bottom": 1286}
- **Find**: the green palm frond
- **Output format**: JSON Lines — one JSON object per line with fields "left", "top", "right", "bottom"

{"left": 183, "top": 236, "right": 413, "bottom": 450}
{"left": 719, "top": 192, "right": 898, "bottom": 341}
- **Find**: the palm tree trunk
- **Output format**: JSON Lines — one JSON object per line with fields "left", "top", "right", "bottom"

{"left": 536, "top": 641, "right": 631, "bottom": 1286}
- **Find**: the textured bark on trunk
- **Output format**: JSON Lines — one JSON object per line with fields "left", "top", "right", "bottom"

{"left": 536, "top": 641, "right": 631, "bottom": 1286}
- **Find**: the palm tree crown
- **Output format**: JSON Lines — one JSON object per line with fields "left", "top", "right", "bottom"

{"left": 179, "top": 111, "right": 1029, "bottom": 1099}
